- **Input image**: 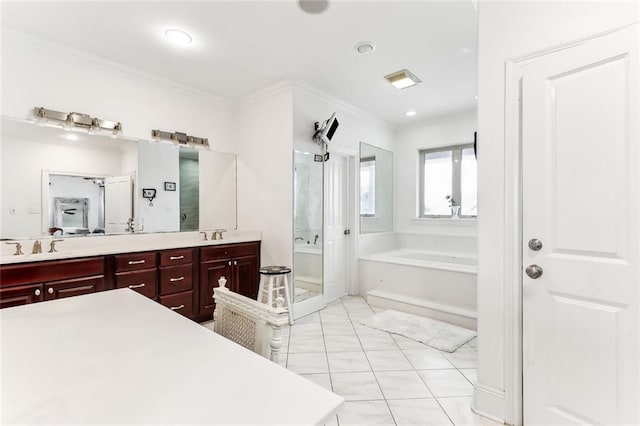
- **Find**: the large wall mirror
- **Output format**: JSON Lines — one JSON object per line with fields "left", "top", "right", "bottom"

{"left": 293, "top": 150, "right": 323, "bottom": 303}
{"left": 0, "top": 117, "right": 237, "bottom": 239}
{"left": 359, "top": 142, "right": 393, "bottom": 233}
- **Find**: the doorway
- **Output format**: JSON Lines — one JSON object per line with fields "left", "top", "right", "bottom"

{"left": 514, "top": 25, "right": 639, "bottom": 424}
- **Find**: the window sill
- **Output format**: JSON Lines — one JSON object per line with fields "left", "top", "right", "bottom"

{"left": 412, "top": 217, "right": 477, "bottom": 225}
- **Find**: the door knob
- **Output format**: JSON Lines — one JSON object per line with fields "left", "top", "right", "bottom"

{"left": 528, "top": 238, "right": 543, "bottom": 251}
{"left": 525, "top": 264, "right": 543, "bottom": 279}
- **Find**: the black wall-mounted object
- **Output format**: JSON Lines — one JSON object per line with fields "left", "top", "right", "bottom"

{"left": 164, "top": 182, "right": 176, "bottom": 191}
{"left": 142, "top": 188, "right": 156, "bottom": 203}
{"left": 473, "top": 131, "right": 477, "bottom": 159}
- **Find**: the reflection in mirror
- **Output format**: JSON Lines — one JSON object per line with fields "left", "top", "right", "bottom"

{"left": 293, "top": 150, "right": 323, "bottom": 303}
{"left": 359, "top": 142, "right": 393, "bottom": 233}
{"left": 179, "top": 147, "right": 199, "bottom": 231}
{"left": 49, "top": 175, "right": 103, "bottom": 236}
{"left": 0, "top": 116, "right": 238, "bottom": 240}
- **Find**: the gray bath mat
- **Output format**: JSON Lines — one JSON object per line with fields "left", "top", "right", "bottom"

{"left": 361, "top": 309, "right": 476, "bottom": 353}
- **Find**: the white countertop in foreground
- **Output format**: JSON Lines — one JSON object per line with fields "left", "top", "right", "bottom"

{"left": 0, "top": 289, "right": 343, "bottom": 425}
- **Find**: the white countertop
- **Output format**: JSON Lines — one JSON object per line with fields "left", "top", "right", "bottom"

{"left": 0, "top": 230, "right": 261, "bottom": 265}
{"left": 0, "top": 289, "right": 343, "bottom": 424}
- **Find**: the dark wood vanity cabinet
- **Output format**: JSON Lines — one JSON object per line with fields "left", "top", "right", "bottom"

{"left": 0, "top": 257, "right": 105, "bottom": 309}
{"left": 199, "top": 241, "right": 261, "bottom": 320}
{"left": 0, "top": 241, "right": 260, "bottom": 324}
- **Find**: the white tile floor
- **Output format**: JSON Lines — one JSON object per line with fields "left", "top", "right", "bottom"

{"left": 277, "top": 296, "right": 496, "bottom": 426}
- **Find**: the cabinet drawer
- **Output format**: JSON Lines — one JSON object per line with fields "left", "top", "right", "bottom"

{"left": 159, "top": 291, "right": 193, "bottom": 318}
{"left": 115, "top": 252, "right": 157, "bottom": 272}
{"left": 159, "top": 265, "right": 193, "bottom": 295}
{"left": 0, "top": 283, "right": 44, "bottom": 309}
{"left": 115, "top": 270, "right": 157, "bottom": 299}
{"left": 45, "top": 275, "right": 105, "bottom": 301}
{"left": 159, "top": 249, "right": 193, "bottom": 266}
{"left": 0, "top": 257, "right": 104, "bottom": 287}
{"left": 200, "top": 242, "right": 259, "bottom": 261}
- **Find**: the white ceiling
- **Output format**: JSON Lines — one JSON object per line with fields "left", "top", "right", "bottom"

{"left": 1, "top": 1, "right": 477, "bottom": 125}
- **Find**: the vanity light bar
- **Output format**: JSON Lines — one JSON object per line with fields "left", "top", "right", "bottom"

{"left": 33, "top": 107, "right": 123, "bottom": 136}
{"left": 151, "top": 129, "right": 210, "bottom": 149}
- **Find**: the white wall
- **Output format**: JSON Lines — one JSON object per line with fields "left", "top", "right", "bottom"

{"left": 1, "top": 29, "right": 235, "bottom": 153}
{"left": 235, "top": 84, "right": 294, "bottom": 266}
{"left": 137, "top": 141, "right": 180, "bottom": 233}
{"left": 395, "top": 109, "right": 477, "bottom": 236}
{"left": 476, "top": 1, "right": 639, "bottom": 423}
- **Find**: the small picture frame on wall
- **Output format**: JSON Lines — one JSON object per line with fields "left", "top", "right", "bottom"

{"left": 164, "top": 181, "right": 176, "bottom": 191}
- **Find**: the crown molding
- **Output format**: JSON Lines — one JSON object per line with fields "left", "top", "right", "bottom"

{"left": 2, "top": 27, "right": 231, "bottom": 108}
{"left": 232, "top": 80, "right": 294, "bottom": 108}
{"left": 291, "top": 80, "right": 394, "bottom": 130}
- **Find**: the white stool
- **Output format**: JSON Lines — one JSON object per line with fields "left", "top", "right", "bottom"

{"left": 257, "top": 266, "right": 294, "bottom": 325}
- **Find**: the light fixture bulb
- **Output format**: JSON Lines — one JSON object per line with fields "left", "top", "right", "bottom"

{"left": 63, "top": 113, "right": 75, "bottom": 131}
{"left": 164, "top": 29, "right": 192, "bottom": 46}
{"left": 88, "top": 117, "right": 100, "bottom": 135}
{"left": 406, "top": 110, "right": 417, "bottom": 116}
{"left": 35, "top": 107, "right": 47, "bottom": 126}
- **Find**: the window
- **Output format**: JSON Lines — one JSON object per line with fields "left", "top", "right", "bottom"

{"left": 360, "top": 157, "right": 376, "bottom": 216}
{"left": 419, "top": 144, "right": 477, "bottom": 218}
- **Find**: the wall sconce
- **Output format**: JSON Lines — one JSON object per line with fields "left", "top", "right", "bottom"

{"left": 151, "top": 129, "right": 209, "bottom": 149}
{"left": 33, "top": 107, "right": 123, "bottom": 137}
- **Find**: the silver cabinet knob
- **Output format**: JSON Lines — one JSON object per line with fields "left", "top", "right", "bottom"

{"left": 528, "top": 238, "right": 543, "bottom": 251}
{"left": 525, "top": 264, "right": 543, "bottom": 279}
{"left": 34, "top": 289, "right": 41, "bottom": 296}
{"left": 47, "top": 287, "right": 54, "bottom": 294}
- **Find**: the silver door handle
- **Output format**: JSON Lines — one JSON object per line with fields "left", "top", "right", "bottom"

{"left": 34, "top": 289, "right": 41, "bottom": 296}
{"left": 528, "top": 238, "right": 543, "bottom": 251}
{"left": 525, "top": 265, "right": 543, "bottom": 279}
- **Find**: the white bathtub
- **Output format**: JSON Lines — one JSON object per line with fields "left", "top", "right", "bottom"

{"left": 359, "top": 249, "right": 477, "bottom": 329}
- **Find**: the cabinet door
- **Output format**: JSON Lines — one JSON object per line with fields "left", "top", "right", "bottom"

{"left": 0, "top": 283, "right": 44, "bottom": 309}
{"left": 44, "top": 275, "right": 105, "bottom": 301}
{"left": 199, "top": 259, "right": 232, "bottom": 316}
{"left": 231, "top": 255, "right": 259, "bottom": 300}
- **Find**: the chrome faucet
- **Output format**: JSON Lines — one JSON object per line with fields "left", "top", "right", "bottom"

{"left": 5, "top": 242, "right": 23, "bottom": 256}
{"left": 48, "top": 239, "right": 63, "bottom": 253}
{"left": 31, "top": 240, "right": 42, "bottom": 254}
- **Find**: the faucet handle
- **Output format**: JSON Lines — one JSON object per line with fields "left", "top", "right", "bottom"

{"left": 218, "top": 229, "right": 226, "bottom": 240}
{"left": 48, "top": 239, "right": 63, "bottom": 253}
{"left": 200, "top": 231, "right": 208, "bottom": 241}
{"left": 31, "top": 240, "right": 42, "bottom": 254}
{"left": 5, "top": 242, "right": 24, "bottom": 256}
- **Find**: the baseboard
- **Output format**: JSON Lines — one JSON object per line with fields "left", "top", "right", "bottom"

{"left": 366, "top": 289, "right": 477, "bottom": 330}
{"left": 473, "top": 383, "right": 508, "bottom": 424}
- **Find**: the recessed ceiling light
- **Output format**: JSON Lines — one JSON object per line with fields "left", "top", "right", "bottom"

{"left": 406, "top": 110, "right": 417, "bottom": 116}
{"left": 355, "top": 42, "right": 375, "bottom": 54}
{"left": 298, "top": 0, "right": 329, "bottom": 14}
{"left": 384, "top": 69, "right": 421, "bottom": 90}
{"left": 164, "top": 29, "right": 192, "bottom": 46}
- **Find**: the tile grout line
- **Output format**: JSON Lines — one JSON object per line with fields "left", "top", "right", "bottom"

{"left": 349, "top": 299, "right": 399, "bottom": 426}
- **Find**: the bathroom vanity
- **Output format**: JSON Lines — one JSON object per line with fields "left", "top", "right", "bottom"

{"left": 0, "top": 237, "right": 261, "bottom": 323}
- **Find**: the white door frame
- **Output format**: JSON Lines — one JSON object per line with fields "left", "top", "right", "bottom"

{"left": 501, "top": 24, "right": 637, "bottom": 426}
{"left": 326, "top": 145, "right": 358, "bottom": 297}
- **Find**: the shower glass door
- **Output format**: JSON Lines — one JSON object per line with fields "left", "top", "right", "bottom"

{"left": 292, "top": 150, "right": 324, "bottom": 313}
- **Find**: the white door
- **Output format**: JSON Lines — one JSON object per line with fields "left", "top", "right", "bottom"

{"left": 522, "top": 26, "right": 638, "bottom": 424}
{"left": 104, "top": 175, "right": 133, "bottom": 234}
{"left": 324, "top": 152, "right": 350, "bottom": 302}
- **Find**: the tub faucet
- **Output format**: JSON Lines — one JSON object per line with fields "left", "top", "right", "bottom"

{"left": 314, "top": 234, "right": 319, "bottom": 245}
{"left": 31, "top": 240, "right": 42, "bottom": 254}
